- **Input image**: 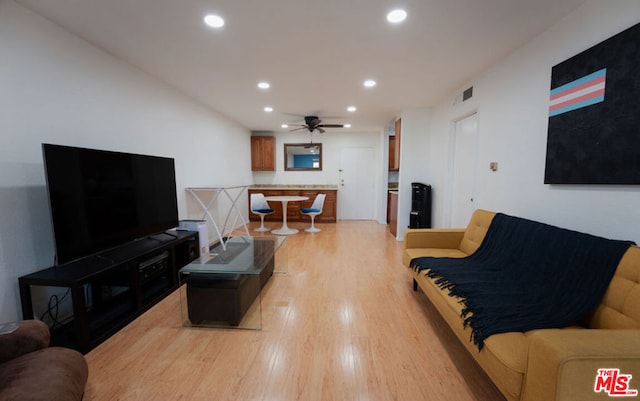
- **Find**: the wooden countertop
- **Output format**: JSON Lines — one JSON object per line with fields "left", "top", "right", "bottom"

{"left": 249, "top": 185, "right": 338, "bottom": 190}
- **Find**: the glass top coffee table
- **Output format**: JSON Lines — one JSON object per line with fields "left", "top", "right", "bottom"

{"left": 179, "top": 235, "right": 286, "bottom": 330}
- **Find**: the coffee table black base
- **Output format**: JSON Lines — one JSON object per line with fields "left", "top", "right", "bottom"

{"left": 185, "top": 273, "right": 260, "bottom": 326}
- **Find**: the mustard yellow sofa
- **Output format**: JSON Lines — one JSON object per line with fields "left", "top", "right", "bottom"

{"left": 403, "top": 209, "right": 640, "bottom": 401}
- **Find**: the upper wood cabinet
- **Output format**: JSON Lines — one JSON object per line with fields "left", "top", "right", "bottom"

{"left": 388, "top": 136, "right": 397, "bottom": 171}
{"left": 251, "top": 136, "right": 276, "bottom": 171}
{"left": 388, "top": 118, "right": 401, "bottom": 171}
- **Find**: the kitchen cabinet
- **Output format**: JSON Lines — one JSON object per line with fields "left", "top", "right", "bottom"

{"left": 388, "top": 191, "right": 398, "bottom": 237}
{"left": 388, "top": 118, "right": 401, "bottom": 171}
{"left": 251, "top": 136, "right": 276, "bottom": 171}
{"left": 389, "top": 136, "right": 397, "bottom": 171}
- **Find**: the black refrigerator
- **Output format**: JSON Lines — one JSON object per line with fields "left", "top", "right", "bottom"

{"left": 409, "top": 182, "right": 432, "bottom": 228}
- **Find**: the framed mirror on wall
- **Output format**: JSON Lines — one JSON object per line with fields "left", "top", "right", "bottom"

{"left": 284, "top": 143, "right": 322, "bottom": 171}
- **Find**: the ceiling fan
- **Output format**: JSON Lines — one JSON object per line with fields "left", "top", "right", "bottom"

{"left": 289, "top": 115, "right": 344, "bottom": 134}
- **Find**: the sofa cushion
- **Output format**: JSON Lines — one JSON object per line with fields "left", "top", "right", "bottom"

{"left": 403, "top": 248, "right": 467, "bottom": 267}
{"left": 414, "top": 270, "right": 526, "bottom": 401}
{"left": 587, "top": 245, "right": 640, "bottom": 329}
{"left": 0, "top": 347, "right": 88, "bottom": 401}
{"left": 458, "top": 209, "right": 495, "bottom": 255}
{"left": 0, "top": 320, "right": 49, "bottom": 364}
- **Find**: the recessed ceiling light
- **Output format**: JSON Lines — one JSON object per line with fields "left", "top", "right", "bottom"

{"left": 363, "top": 80, "right": 376, "bottom": 88}
{"left": 344, "top": 124, "right": 352, "bottom": 128}
{"left": 281, "top": 124, "right": 289, "bottom": 128}
{"left": 204, "top": 14, "right": 225, "bottom": 28}
{"left": 258, "top": 82, "right": 270, "bottom": 90}
{"left": 386, "top": 9, "right": 407, "bottom": 24}
{"left": 264, "top": 106, "right": 273, "bottom": 113}
{"left": 347, "top": 106, "right": 357, "bottom": 112}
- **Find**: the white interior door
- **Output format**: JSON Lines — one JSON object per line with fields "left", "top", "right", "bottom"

{"left": 450, "top": 113, "right": 479, "bottom": 227}
{"left": 339, "top": 147, "right": 376, "bottom": 220}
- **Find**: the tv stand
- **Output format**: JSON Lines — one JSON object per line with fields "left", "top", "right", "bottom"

{"left": 18, "top": 230, "right": 199, "bottom": 354}
{"left": 158, "top": 231, "right": 178, "bottom": 239}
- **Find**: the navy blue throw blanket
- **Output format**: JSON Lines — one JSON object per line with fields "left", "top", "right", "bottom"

{"left": 410, "top": 213, "right": 634, "bottom": 350}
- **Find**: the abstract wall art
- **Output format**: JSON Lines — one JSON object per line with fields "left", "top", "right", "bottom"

{"left": 544, "top": 22, "right": 640, "bottom": 184}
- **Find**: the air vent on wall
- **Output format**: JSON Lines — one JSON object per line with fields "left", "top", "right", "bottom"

{"left": 462, "top": 86, "right": 474, "bottom": 102}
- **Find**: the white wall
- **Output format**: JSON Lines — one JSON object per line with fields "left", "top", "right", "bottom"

{"left": 419, "top": 0, "right": 640, "bottom": 243}
{"left": 0, "top": 1, "right": 252, "bottom": 322}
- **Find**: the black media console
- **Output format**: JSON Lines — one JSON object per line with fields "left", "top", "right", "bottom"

{"left": 18, "top": 230, "right": 199, "bottom": 354}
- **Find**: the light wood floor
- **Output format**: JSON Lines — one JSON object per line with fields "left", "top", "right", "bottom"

{"left": 84, "top": 220, "right": 506, "bottom": 401}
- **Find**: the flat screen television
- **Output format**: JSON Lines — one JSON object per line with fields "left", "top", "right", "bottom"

{"left": 42, "top": 144, "right": 179, "bottom": 265}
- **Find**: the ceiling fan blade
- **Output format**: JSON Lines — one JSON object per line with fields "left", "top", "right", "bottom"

{"left": 317, "top": 124, "right": 344, "bottom": 128}
{"left": 288, "top": 127, "right": 308, "bottom": 132}
{"left": 317, "top": 127, "right": 325, "bottom": 134}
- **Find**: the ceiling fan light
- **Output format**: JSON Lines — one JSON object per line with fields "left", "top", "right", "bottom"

{"left": 204, "top": 14, "right": 225, "bottom": 28}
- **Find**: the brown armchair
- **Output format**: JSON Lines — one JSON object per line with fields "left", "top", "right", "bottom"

{"left": 0, "top": 320, "right": 88, "bottom": 401}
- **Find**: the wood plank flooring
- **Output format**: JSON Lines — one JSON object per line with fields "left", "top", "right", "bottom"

{"left": 84, "top": 220, "right": 506, "bottom": 401}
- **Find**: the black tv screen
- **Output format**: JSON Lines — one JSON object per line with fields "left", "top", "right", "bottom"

{"left": 42, "top": 144, "right": 179, "bottom": 265}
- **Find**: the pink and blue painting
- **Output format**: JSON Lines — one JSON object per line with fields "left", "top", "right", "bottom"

{"left": 544, "top": 22, "right": 640, "bottom": 184}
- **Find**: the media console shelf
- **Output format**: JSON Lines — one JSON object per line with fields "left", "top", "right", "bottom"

{"left": 18, "top": 230, "right": 199, "bottom": 354}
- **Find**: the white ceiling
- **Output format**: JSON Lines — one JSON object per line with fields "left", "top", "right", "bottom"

{"left": 16, "top": 0, "right": 587, "bottom": 133}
